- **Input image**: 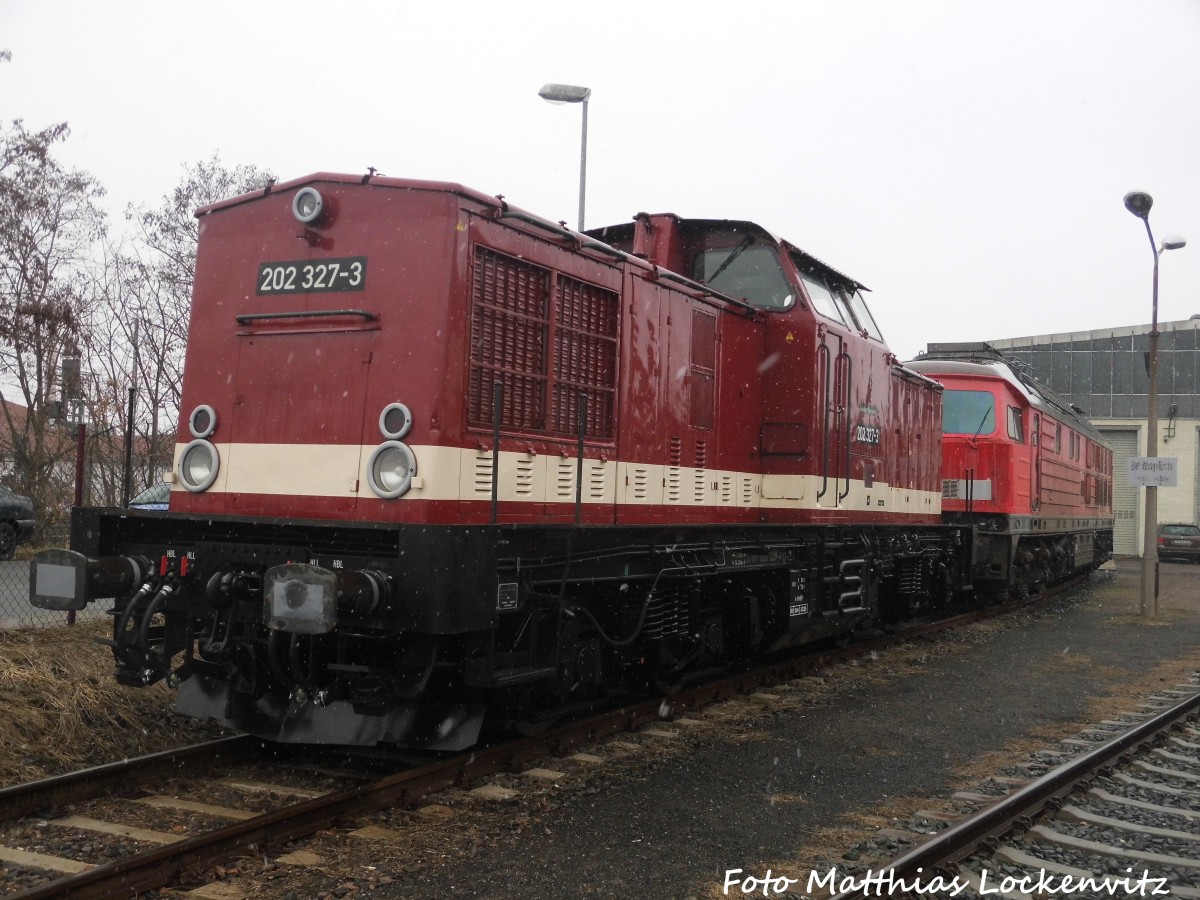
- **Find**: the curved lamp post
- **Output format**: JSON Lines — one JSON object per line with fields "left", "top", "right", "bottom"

{"left": 538, "top": 83, "right": 591, "bottom": 231}
{"left": 1123, "top": 190, "right": 1186, "bottom": 616}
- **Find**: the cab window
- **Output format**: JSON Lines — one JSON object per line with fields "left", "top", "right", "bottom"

{"left": 942, "top": 390, "right": 995, "bottom": 435}
{"left": 692, "top": 239, "right": 794, "bottom": 310}
{"left": 843, "top": 288, "right": 885, "bottom": 341}
{"left": 1008, "top": 407, "right": 1025, "bottom": 442}
{"left": 796, "top": 267, "right": 852, "bottom": 327}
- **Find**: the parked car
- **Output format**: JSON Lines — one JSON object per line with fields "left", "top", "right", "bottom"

{"left": 0, "top": 484, "right": 37, "bottom": 560}
{"left": 128, "top": 483, "right": 170, "bottom": 511}
{"left": 1157, "top": 523, "right": 1200, "bottom": 562}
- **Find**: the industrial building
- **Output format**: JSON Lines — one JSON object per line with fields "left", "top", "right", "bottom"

{"left": 973, "top": 318, "right": 1200, "bottom": 556}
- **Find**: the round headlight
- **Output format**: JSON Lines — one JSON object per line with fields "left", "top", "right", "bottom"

{"left": 367, "top": 441, "right": 416, "bottom": 499}
{"left": 189, "top": 404, "right": 217, "bottom": 438}
{"left": 379, "top": 402, "right": 412, "bottom": 440}
{"left": 292, "top": 187, "right": 324, "bottom": 224}
{"left": 179, "top": 439, "right": 220, "bottom": 492}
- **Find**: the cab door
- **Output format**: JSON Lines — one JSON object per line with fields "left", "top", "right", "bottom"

{"left": 815, "top": 330, "right": 850, "bottom": 508}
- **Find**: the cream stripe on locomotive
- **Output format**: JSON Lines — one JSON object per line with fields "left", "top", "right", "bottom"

{"left": 170, "top": 442, "right": 941, "bottom": 514}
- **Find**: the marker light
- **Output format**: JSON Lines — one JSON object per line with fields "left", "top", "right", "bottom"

{"left": 292, "top": 187, "right": 324, "bottom": 224}
{"left": 189, "top": 404, "right": 217, "bottom": 438}
{"left": 379, "top": 402, "right": 413, "bottom": 440}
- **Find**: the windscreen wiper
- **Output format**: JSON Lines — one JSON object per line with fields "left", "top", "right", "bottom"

{"left": 704, "top": 234, "right": 754, "bottom": 286}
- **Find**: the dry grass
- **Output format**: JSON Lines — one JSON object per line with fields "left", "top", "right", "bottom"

{"left": 0, "top": 621, "right": 222, "bottom": 786}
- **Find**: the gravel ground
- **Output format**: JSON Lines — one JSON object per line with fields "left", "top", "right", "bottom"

{"left": 6, "top": 559, "right": 1198, "bottom": 899}
{"left": 227, "top": 558, "right": 1200, "bottom": 900}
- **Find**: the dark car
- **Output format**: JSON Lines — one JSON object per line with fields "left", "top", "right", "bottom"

{"left": 0, "top": 484, "right": 37, "bottom": 560}
{"left": 128, "top": 483, "right": 170, "bottom": 511}
{"left": 1157, "top": 523, "right": 1200, "bottom": 562}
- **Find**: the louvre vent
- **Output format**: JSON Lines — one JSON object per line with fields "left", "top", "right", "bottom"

{"left": 630, "top": 466, "right": 650, "bottom": 501}
{"left": 554, "top": 458, "right": 576, "bottom": 500}
{"left": 669, "top": 437, "right": 683, "bottom": 467}
{"left": 474, "top": 452, "right": 495, "bottom": 497}
{"left": 515, "top": 456, "right": 534, "bottom": 495}
{"left": 666, "top": 466, "right": 682, "bottom": 503}
{"left": 589, "top": 463, "right": 607, "bottom": 500}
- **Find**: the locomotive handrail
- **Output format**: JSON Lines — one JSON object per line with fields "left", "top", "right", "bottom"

{"left": 838, "top": 348, "right": 853, "bottom": 503}
{"left": 235, "top": 309, "right": 379, "bottom": 324}
{"left": 649, "top": 266, "right": 758, "bottom": 315}
{"left": 498, "top": 208, "right": 628, "bottom": 260}
{"left": 817, "top": 340, "right": 832, "bottom": 501}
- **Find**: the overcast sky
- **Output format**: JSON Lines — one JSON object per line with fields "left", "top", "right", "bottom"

{"left": 4, "top": 0, "right": 1198, "bottom": 362}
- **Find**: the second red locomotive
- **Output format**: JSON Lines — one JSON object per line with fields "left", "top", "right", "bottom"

{"left": 907, "top": 343, "right": 1114, "bottom": 599}
{"left": 30, "top": 174, "right": 1108, "bottom": 749}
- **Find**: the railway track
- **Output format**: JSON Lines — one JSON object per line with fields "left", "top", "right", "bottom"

{"left": 0, "top": 577, "right": 1090, "bottom": 899}
{"left": 829, "top": 674, "right": 1200, "bottom": 900}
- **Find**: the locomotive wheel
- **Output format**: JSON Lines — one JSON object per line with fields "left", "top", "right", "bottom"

{"left": 513, "top": 717, "right": 555, "bottom": 737}
{"left": 503, "top": 685, "right": 559, "bottom": 736}
{"left": 652, "top": 670, "right": 685, "bottom": 696}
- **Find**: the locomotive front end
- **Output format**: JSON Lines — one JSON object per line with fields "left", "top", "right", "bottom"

{"left": 29, "top": 176, "right": 503, "bottom": 750}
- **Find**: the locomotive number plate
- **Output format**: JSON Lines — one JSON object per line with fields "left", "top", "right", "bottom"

{"left": 257, "top": 256, "right": 367, "bottom": 295}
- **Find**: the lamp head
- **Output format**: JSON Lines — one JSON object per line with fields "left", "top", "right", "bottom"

{"left": 1124, "top": 191, "right": 1153, "bottom": 219}
{"left": 1162, "top": 236, "right": 1187, "bottom": 252}
{"left": 538, "top": 83, "right": 592, "bottom": 105}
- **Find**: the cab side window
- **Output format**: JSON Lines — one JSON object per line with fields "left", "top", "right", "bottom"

{"left": 1007, "top": 407, "right": 1024, "bottom": 443}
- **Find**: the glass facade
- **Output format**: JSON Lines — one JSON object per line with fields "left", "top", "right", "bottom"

{"left": 988, "top": 321, "right": 1200, "bottom": 421}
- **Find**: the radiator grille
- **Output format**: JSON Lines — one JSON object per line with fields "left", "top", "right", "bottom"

{"left": 550, "top": 276, "right": 618, "bottom": 438}
{"left": 469, "top": 247, "right": 549, "bottom": 430}
{"left": 468, "top": 246, "right": 617, "bottom": 439}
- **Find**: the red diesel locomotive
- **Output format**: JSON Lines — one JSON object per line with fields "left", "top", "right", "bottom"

{"left": 29, "top": 174, "right": 1102, "bottom": 749}
{"left": 907, "top": 343, "right": 1114, "bottom": 599}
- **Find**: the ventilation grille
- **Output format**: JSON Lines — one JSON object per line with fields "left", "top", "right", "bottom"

{"left": 515, "top": 456, "right": 535, "bottom": 495}
{"left": 550, "top": 276, "right": 618, "bottom": 439}
{"left": 468, "top": 247, "right": 618, "bottom": 440}
{"left": 468, "top": 247, "right": 548, "bottom": 431}
{"left": 629, "top": 466, "right": 650, "bottom": 501}
{"left": 473, "top": 452, "right": 495, "bottom": 496}
{"left": 554, "top": 458, "right": 576, "bottom": 500}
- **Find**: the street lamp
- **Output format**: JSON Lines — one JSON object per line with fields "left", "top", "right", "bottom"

{"left": 538, "top": 83, "right": 591, "bottom": 231}
{"left": 1123, "top": 190, "right": 1187, "bottom": 617}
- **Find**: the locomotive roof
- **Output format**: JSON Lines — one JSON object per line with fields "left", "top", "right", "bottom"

{"left": 906, "top": 342, "right": 1107, "bottom": 444}
{"left": 192, "top": 172, "right": 506, "bottom": 217}
{"left": 195, "top": 174, "right": 869, "bottom": 301}
{"left": 586, "top": 216, "right": 869, "bottom": 292}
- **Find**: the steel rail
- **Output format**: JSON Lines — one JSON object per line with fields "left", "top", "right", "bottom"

{"left": 7, "top": 574, "right": 1091, "bottom": 899}
{"left": 0, "top": 735, "right": 260, "bottom": 821}
{"left": 830, "top": 685, "right": 1200, "bottom": 900}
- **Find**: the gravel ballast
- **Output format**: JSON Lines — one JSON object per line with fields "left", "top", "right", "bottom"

{"left": 5, "top": 558, "right": 1200, "bottom": 899}
{"left": 248, "top": 559, "right": 1200, "bottom": 899}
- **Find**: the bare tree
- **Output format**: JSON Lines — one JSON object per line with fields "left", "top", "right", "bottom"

{"left": 0, "top": 119, "right": 106, "bottom": 534}
{"left": 86, "top": 155, "right": 274, "bottom": 501}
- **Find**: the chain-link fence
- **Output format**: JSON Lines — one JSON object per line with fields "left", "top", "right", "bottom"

{"left": 0, "top": 524, "right": 110, "bottom": 630}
